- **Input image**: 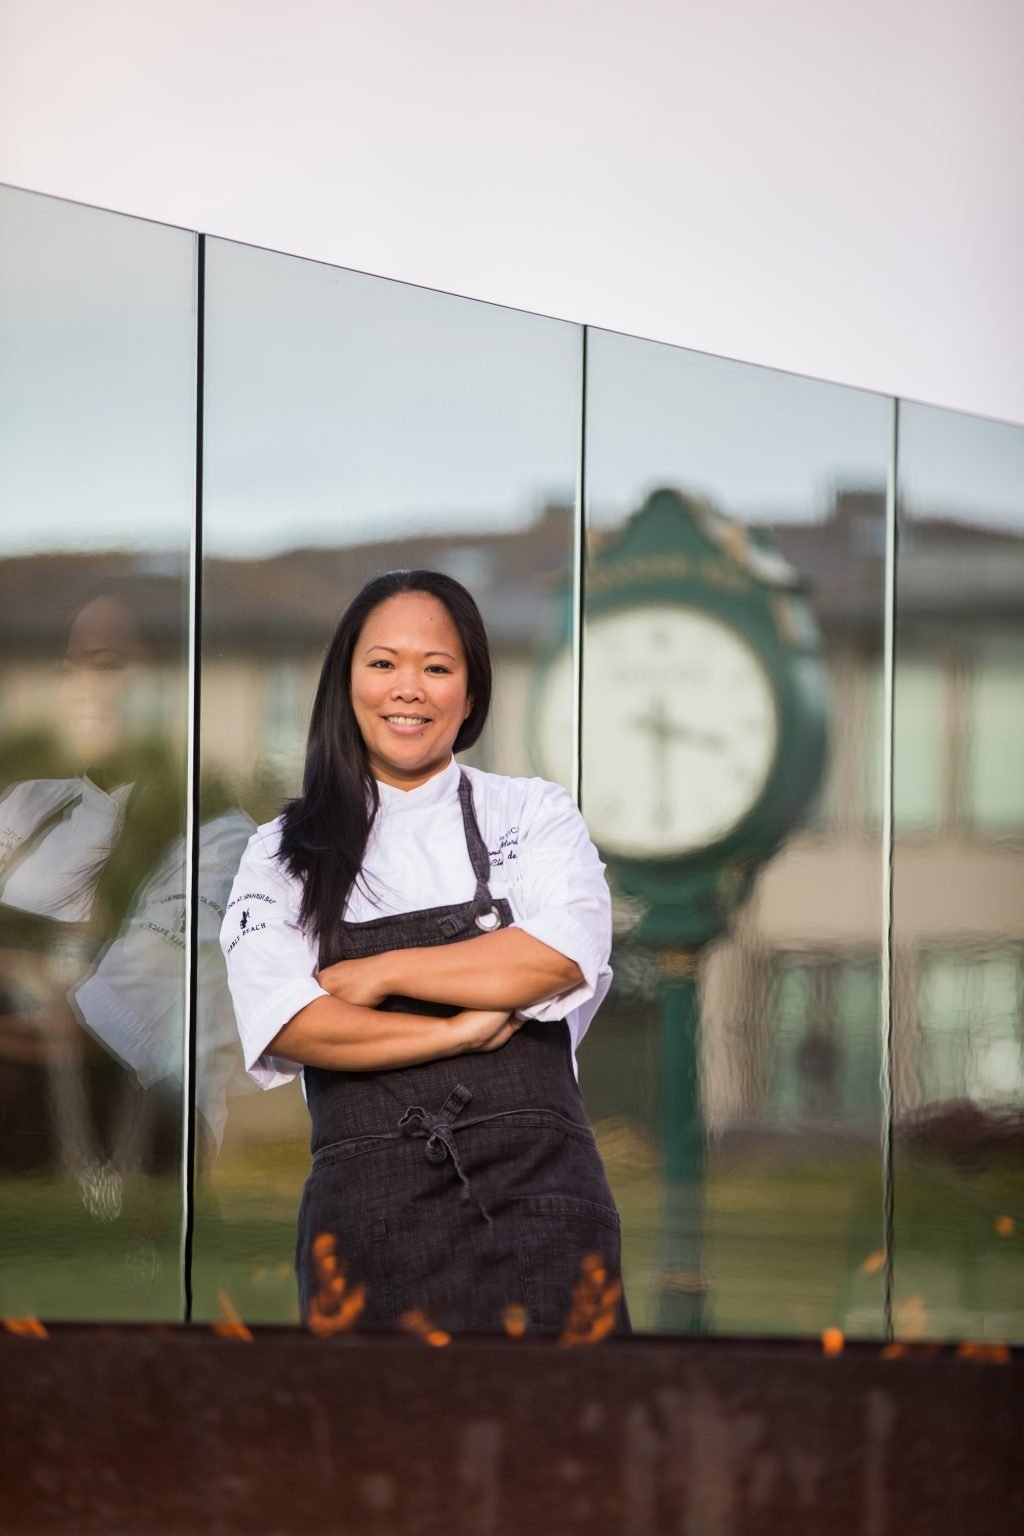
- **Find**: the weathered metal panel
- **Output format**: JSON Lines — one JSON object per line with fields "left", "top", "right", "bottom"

{"left": 1, "top": 1329, "right": 1020, "bottom": 1535}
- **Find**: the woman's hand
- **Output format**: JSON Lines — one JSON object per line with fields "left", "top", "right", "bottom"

{"left": 451, "top": 1009, "right": 523, "bottom": 1054}
{"left": 316, "top": 956, "right": 390, "bottom": 1009}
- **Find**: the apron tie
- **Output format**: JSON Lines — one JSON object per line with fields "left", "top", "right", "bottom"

{"left": 397, "top": 1085, "right": 492, "bottom": 1224}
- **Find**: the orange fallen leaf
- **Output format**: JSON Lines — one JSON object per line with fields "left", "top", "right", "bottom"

{"left": 502, "top": 1304, "right": 528, "bottom": 1339}
{"left": 821, "top": 1327, "right": 845, "bottom": 1357}
{"left": 306, "top": 1232, "right": 367, "bottom": 1337}
{"left": 559, "top": 1252, "right": 623, "bottom": 1348}
{"left": 398, "top": 1309, "right": 451, "bottom": 1348}
{"left": 859, "top": 1250, "right": 886, "bottom": 1276}
{"left": 955, "top": 1341, "right": 1010, "bottom": 1364}
{"left": 3, "top": 1316, "right": 47, "bottom": 1340}
{"left": 212, "top": 1289, "right": 253, "bottom": 1341}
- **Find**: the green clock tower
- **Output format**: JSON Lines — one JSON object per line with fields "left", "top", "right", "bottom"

{"left": 533, "top": 488, "right": 829, "bottom": 1330}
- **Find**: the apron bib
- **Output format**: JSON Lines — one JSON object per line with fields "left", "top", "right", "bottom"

{"left": 296, "top": 772, "right": 629, "bottom": 1336}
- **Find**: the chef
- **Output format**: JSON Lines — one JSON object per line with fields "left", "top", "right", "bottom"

{"left": 221, "top": 568, "right": 629, "bottom": 1336}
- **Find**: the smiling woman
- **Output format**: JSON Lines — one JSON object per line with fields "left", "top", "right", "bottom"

{"left": 220, "top": 569, "right": 629, "bottom": 1336}
{"left": 350, "top": 591, "right": 475, "bottom": 790}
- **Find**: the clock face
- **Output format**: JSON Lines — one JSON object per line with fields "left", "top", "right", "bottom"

{"left": 535, "top": 603, "right": 779, "bottom": 859}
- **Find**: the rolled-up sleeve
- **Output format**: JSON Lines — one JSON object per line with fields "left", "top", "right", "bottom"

{"left": 219, "top": 823, "right": 329, "bottom": 1090}
{"left": 507, "top": 780, "right": 612, "bottom": 1045}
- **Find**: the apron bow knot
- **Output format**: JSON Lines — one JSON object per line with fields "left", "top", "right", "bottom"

{"left": 396, "top": 1085, "right": 490, "bottom": 1222}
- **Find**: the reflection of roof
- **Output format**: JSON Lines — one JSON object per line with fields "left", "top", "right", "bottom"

{"left": 1, "top": 492, "right": 1021, "bottom": 656}
{"left": 0, "top": 558, "right": 188, "bottom": 657}
{"left": 202, "top": 508, "right": 574, "bottom": 653}
{"left": 770, "top": 491, "right": 1024, "bottom": 632}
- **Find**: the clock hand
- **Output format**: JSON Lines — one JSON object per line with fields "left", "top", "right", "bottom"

{"left": 669, "top": 725, "right": 728, "bottom": 752}
{"left": 629, "top": 705, "right": 727, "bottom": 754}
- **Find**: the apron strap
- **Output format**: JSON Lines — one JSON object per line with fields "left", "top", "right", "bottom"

{"left": 457, "top": 772, "right": 502, "bottom": 931}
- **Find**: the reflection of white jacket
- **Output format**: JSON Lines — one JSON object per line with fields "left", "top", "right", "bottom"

{"left": 0, "top": 776, "right": 131, "bottom": 922}
{"left": 0, "top": 776, "right": 254, "bottom": 1145}
{"left": 71, "top": 810, "right": 255, "bottom": 1143}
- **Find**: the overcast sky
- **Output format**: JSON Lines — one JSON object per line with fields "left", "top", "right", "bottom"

{"left": 2, "top": 182, "right": 1021, "bottom": 560}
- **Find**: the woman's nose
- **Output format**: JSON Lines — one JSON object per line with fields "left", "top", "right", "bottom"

{"left": 391, "top": 674, "right": 425, "bottom": 699}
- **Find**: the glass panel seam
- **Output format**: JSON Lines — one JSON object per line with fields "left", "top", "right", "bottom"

{"left": 180, "top": 232, "right": 206, "bottom": 1322}
{"left": 879, "top": 396, "right": 899, "bottom": 1340}
{"left": 571, "top": 326, "right": 587, "bottom": 809}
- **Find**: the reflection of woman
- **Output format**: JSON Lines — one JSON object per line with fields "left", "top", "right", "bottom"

{"left": 0, "top": 587, "right": 178, "bottom": 1189}
{"left": 221, "top": 570, "right": 629, "bottom": 1334}
{"left": 0, "top": 582, "right": 247, "bottom": 1192}
{"left": 1, "top": 591, "right": 166, "bottom": 944}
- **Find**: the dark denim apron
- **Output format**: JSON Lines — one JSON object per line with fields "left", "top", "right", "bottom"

{"left": 296, "top": 772, "right": 629, "bottom": 1336}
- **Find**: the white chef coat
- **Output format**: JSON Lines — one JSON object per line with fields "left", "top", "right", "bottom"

{"left": 220, "top": 759, "right": 613, "bottom": 1090}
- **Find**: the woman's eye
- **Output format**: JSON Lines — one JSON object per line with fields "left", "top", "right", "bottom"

{"left": 426, "top": 665, "right": 451, "bottom": 675}
{"left": 369, "top": 659, "right": 393, "bottom": 670}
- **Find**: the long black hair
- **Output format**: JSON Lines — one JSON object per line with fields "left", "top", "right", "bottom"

{"left": 277, "top": 569, "right": 492, "bottom": 952}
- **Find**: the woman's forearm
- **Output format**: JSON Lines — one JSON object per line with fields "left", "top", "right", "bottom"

{"left": 374, "top": 928, "right": 583, "bottom": 1011}
{"left": 266, "top": 995, "right": 471, "bottom": 1072}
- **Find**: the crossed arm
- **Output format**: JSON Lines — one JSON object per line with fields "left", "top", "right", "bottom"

{"left": 264, "top": 929, "right": 583, "bottom": 1073}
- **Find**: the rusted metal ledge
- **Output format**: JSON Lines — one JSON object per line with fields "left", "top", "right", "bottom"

{"left": 1, "top": 1328, "right": 1020, "bottom": 1535}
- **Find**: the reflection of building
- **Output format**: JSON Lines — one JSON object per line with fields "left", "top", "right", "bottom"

{"left": 3, "top": 490, "right": 1022, "bottom": 1127}
{"left": 709, "top": 491, "right": 1024, "bottom": 1128}
{"left": 0, "top": 508, "right": 575, "bottom": 788}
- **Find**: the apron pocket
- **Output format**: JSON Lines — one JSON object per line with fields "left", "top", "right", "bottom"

{"left": 513, "top": 1194, "right": 624, "bottom": 1336}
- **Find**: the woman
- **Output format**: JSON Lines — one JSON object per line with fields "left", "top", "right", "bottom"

{"left": 0, "top": 578, "right": 249, "bottom": 1188}
{"left": 221, "top": 569, "right": 628, "bottom": 1336}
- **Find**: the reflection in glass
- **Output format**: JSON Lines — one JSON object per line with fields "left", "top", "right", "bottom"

{"left": 195, "top": 239, "right": 580, "bottom": 1321}
{"left": 893, "top": 403, "right": 1024, "bottom": 1342}
{"left": 578, "top": 330, "right": 893, "bottom": 1335}
{"left": 0, "top": 187, "right": 195, "bottom": 1317}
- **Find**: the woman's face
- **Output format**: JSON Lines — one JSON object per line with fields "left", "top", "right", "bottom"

{"left": 350, "top": 592, "right": 472, "bottom": 790}
{"left": 57, "top": 596, "right": 148, "bottom": 767}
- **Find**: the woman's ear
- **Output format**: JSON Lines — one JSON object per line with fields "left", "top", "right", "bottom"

{"left": 464, "top": 695, "right": 473, "bottom": 720}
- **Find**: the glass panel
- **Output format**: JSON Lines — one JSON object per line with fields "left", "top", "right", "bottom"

{"left": 865, "top": 660, "right": 946, "bottom": 832}
{"left": 893, "top": 401, "right": 1024, "bottom": 1342}
{"left": 966, "top": 662, "right": 1024, "bottom": 833}
{"left": 580, "top": 328, "right": 893, "bottom": 1336}
{"left": 0, "top": 187, "right": 194, "bottom": 1319}
{"left": 195, "top": 239, "right": 580, "bottom": 1322}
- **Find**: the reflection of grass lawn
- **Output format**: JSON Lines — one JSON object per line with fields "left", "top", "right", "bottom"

{"left": 3, "top": 1141, "right": 1021, "bottom": 1340}
{"left": 0, "top": 1173, "right": 183, "bottom": 1321}
{"left": 617, "top": 1159, "right": 886, "bottom": 1336}
{"left": 618, "top": 1149, "right": 1023, "bottom": 1340}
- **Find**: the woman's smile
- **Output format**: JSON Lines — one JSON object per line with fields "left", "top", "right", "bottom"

{"left": 384, "top": 713, "right": 430, "bottom": 730}
{"left": 351, "top": 592, "right": 472, "bottom": 789}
